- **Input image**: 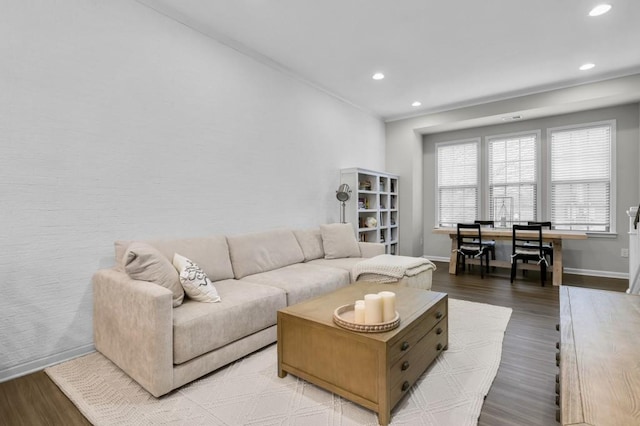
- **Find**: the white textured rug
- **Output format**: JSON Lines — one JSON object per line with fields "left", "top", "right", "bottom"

{"left": 46, "top": 299, "right": 512, "bottom": 426}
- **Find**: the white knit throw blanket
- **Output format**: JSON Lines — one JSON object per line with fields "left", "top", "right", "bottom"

{"left": 352, "top": 254, "right": 436, "bottom": 282}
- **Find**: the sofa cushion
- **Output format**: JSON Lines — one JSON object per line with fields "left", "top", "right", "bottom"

{"left": 122, "top": 242, "right": 185, "bottom": 307}
{"left": 320, "top": 223, "right": 361, "bottom": 259}
{"left": 227, "top": 229, "right": 305, "bottom": 279}
{"left": 293, "top": 228, "right": 325, "bottom": 261}
{"left": 173, "top": 254, "right": 221, "bottom": 303}
{"left": 172, "top": 279, "right": 286, "bottom": 364}
{"left": 240, "top": 263, "right": 350, "bottom": 306}
{"left": 115, "top": 236, "right": 234, "bottom": 282}
{"left": 308, "top": 257, "right": 367, "bottom": 281}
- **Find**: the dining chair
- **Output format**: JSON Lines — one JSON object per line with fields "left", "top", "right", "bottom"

{"left": 455, "top": 223, "right": 490, "bottom": 278}
{"left": 511, "top": 224, "right": 547, "bottom": 286}
{"left": 525, "top": 221, "right": 553, "bottom": 265}
{"left": 474, "top": 220, "right": 496, "bottom": 267}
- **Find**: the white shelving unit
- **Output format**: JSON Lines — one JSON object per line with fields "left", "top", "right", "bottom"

{"left": 340, "top": 168, "right": 399, "bottom": 255}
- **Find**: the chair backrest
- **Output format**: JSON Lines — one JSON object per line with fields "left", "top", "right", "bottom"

{"left": 512, "top": 224, "right": 544, "bottom": 256}
{"left": 527, "top": 221, "right": 552, "bottom": 229}
{"left": 474, "top": 220, "right": 495, "bottom": 228}
{"left": 457, "top": 223, "right": 482, "bottom": 251}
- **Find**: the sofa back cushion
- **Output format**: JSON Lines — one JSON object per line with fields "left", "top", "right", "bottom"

{"left": 227, "top": 229, "right": 304, "bottom": 279}
{"left": 115, "top": 236, "right": 234, "bottom": 282}
{"left": 293, "top": 228, "right": 325, "bottom": 261}
{"left": 320, "top": 223, "right": 361, "bottom": 259}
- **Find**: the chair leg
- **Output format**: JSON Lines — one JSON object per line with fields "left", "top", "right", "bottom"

{"left": 541, "top": 261, "right": 546, "bottom": 286}
{"left": 510, "top": 260, "right": 516, "bottom": 283}
{"left": 455, "top": 253, "right": 460, "bottom": 275}
{"left": 485, "top": 251, "right": 490, "bottom": 274}
{"left": 479, "top": 254, "right": 484, "bottom": 279}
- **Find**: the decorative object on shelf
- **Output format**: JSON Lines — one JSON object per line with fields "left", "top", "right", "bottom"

{"left": 365, "top": 217, "right": 377, "bottom": 228}
{"left": 359, "top": 180, "right": 372, "bottom": 190}
{"left": 335, "top": 183, "right": 352, "bottom": 224}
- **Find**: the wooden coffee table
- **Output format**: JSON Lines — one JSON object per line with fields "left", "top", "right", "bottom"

{"left": 277, "top": 282, "right": 448, "bottom": 426}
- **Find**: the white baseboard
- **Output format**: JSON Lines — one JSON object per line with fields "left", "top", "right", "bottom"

{"left": 0, "top": 343, "right": 95, "bottom": 383}
{"left": 423, "top": 255, "right": 628, "bottom": 280}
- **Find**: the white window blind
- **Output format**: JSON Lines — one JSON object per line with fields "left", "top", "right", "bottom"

{"left": 436, "top": 140, "right": 478, "bottom": 227}
{"left": 550, "top": 123, "right": 612, "bottom": 232}
{"left": 487, "top": 133, "right": 537, "bottom": 227}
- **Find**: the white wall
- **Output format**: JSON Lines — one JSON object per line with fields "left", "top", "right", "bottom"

{"left": 0, "top": 0, "right": 385, "bottom": 380}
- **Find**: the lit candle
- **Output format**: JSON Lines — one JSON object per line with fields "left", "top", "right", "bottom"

{"left": 378, "top": 291, "right": 396, "bottom": 322}
{"left": 354, "top": 300, "right": 365, "bottom": 324}
{"left": 364, "top": 293, "right": 383, "bottom": 324}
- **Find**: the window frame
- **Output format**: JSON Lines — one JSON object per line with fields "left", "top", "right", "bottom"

{"left": 434, "top": 138, "right": 481, "bottom": 228}
{"left": 545, "top": 119, "right": 616, "bottom": 234}
{"left": 483, "top": 130, "right": 542, "bottom": 225}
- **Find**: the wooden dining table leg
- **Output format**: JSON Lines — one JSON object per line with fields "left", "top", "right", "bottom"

{"left": 552, "top": 238, "right": 562, "bottom": 286}
{"left": 449, "top": 236, "right": 457, "bottom": 274}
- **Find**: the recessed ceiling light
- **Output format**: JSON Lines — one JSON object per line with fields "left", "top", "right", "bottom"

{"left": 589, "top": 4, "right": 612, "bottom": 16}
{"left": 411, "top": 101, "right": 422, "bottom": 107}
{"left": 579, "top": 63, "right": 595, "bottom": 71}
{"left": 372, "top": 72, "right": 385, "bottom": 80}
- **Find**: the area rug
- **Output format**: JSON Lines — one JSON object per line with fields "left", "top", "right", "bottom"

{"left": 46, "top": 299, "right": 512, "bottom": 425}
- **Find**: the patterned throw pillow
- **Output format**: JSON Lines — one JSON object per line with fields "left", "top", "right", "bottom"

{"left": 172, "top": 253, "right": 221, "bottom": 303}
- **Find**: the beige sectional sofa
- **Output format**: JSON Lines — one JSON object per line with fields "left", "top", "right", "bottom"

{"left": 93, "top": 224, "right": 385, "bottom": 397}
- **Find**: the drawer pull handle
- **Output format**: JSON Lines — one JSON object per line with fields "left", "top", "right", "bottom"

{"left": 556, "top": 374, "right": 559, "bottom": 383}
{"left": 401, "top": 381, "right": 410, "bottom": 391}
{"left": 556, "top": 323, "right": 560, "bottom": 331}
{"left": 556, "top": 395, "right": 560, "bottom": 406}
{"left": 401, "top": 361, "right": 410, "bottom": 371}
{"left": 436, "top": 343, "right": 443, "bottom": 351}
{"left": 436, "top": 327, "right": 443, "bottom": 335}
{"left": 555, "top": 383, "right": 560, "bottom": 395}
{"left": 556, "top": 342, "right": 560, "bottom": 350}
{"left": 556, "top": 352, "right": 560, "bottom": 362}
{"left": 435, "top": 311, "right": 443, "bottom": 319}
{"left": 401, "top": 341, "right": 410, "bottom": 351}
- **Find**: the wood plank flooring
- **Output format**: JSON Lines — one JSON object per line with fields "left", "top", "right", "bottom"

{"left": 0, "top": 263, "right": 627, "bottom": 426}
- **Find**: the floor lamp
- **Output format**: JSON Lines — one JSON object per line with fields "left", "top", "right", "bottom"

{"left": 336, "top": 184, "right": 351, "bottom": 223}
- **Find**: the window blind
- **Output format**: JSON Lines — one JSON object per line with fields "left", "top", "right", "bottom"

{"left": 550, "top": 124, "right": 611, "bottom": 231}
{"left": 487, "top": 133, "right": 537, "bottom": 227}
{"left": 437, "top": 141, "right": 478, "bottom": 227}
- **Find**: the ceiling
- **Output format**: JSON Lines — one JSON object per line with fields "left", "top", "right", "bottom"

{"left": 138, "top": 0, "right": 640, "bottom": 122}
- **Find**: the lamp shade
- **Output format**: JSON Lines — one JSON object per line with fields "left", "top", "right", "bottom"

{"left": 336, "top": 184, "right": 351, "bottom": 202}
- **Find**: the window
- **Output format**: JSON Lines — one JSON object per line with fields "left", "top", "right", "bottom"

{"left": 487, "top": 132, "right": 539, "bottom": 227}
{"left": 549, "top": 121, "right": 615, "bottom": 232}
{"left": 436, "top": 139, "right": 479, "bottom": 227}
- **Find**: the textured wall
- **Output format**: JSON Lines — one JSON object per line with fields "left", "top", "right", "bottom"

{"left": 0, "top": 0, "right": 384, "bottom": 380}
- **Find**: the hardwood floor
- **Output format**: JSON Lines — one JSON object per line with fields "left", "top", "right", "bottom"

{"left": 0, "top": 263, "right": 627, "bottom": 426}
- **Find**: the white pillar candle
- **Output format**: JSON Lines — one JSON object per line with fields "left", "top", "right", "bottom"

{"left": 364, "top": 293, "right": 383, "bottom": 324}
{"left": 354, "top": 301, "right": 365, "bottom": 324}
{"left": 378, "top": 291, "right": 396, "bottom": 322}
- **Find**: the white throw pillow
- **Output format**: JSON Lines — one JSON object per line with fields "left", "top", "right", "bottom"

{"left": 172, "top": 253, "right": 221, "bottom": 303}
{"left": 320, "top": 223, "right": 361, "bottom": 259}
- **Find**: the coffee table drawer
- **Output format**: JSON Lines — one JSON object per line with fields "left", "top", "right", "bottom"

{"left": 389, "top": 318, "right": 448, "bottom": 406}
{"left": 389, "top": 298, "right": 447, "bottom": 366}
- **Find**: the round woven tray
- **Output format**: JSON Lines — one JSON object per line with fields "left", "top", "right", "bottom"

{"left": 333, "top": 303, "right": 400, "bottom": 333}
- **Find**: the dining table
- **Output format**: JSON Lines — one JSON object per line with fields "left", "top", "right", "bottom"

{"left": 433, "top": 227, "right": 588, "bottom": 286}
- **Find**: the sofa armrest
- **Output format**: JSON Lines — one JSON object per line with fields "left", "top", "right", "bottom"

{"left": 358, "top": 242, "right": 385, "bottom": 258}
{"left": 93, "top": 268, "right": 174, "bottom": 397}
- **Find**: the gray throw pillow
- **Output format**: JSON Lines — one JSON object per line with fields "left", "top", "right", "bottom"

{"left": 320, "top": 223, "right": 361, "bottom": 259}
{"left": 123, "top": 242, "right": 184, "bottom": 307}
